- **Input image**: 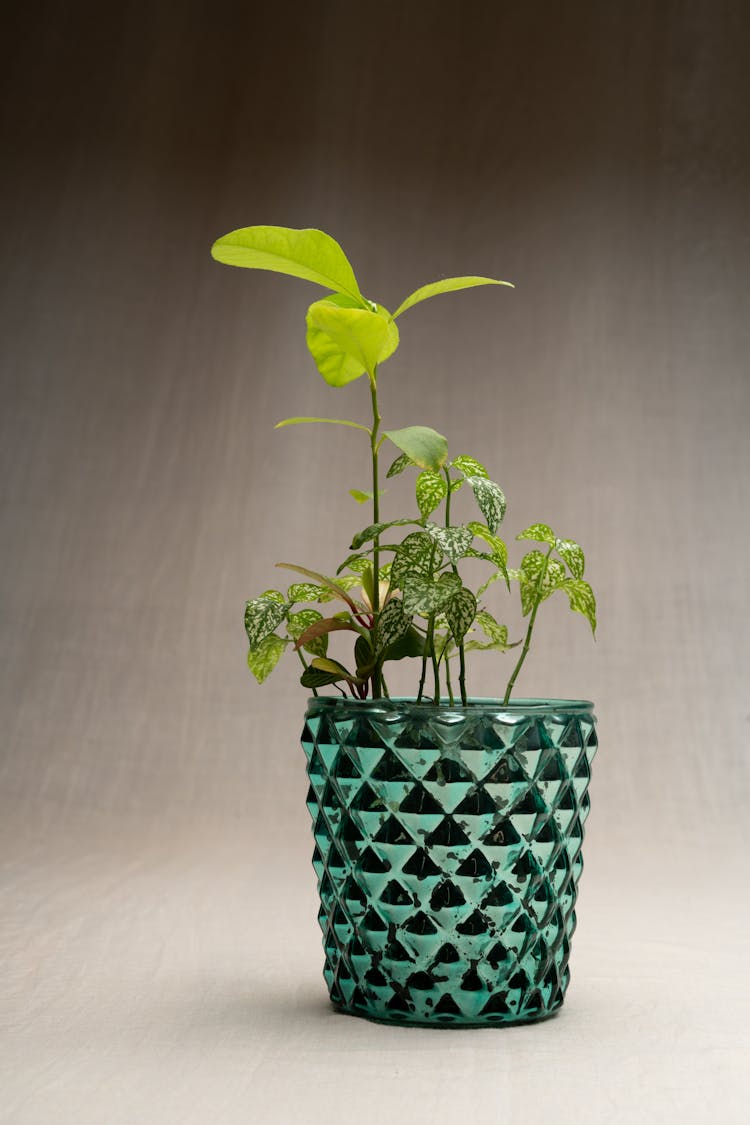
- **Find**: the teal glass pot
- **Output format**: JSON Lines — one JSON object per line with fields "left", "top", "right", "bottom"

{"left": 302, "top": 697, "right": 597, "bottom": 1027}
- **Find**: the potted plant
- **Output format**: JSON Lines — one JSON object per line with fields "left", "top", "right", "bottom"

{"left": 212, "top": 226, "right": 598, "bottom": 1026}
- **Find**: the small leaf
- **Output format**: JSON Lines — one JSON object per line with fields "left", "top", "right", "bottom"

{"left": 517, "top": 523, "right": 556, "bottom": 546}
{"left": 390, "top": 531, "right": 435, "bottom": 586}
{"left": 287, "top": 582, "right": 328, "bottom": 604}
{"left": 275, "top": 416, "right": 370, "bottom": 432}
{"left": 287, "top": 609, "right": 328, "bottom": 657}
{"left": 468, "top": 522, "right": 509, "bottom": 581}
{"left": 244, "top": 596, "right": 288, "bottom": 650}
{"left": 335, "top": 553, "right": 371, "bottom": 575}
{"left": 384, "top": 425, "right": 449, "bottom": 471}
{"left": 467, "top": 477, "right": 506, "bottom": 533}
{"left": 301, "top": 666, "right": 346, "bottom": 689}
{"left": 386, "top": 452, "right": 415, "bottom": 478}
{"left": 375, "top": 597, "right": 411, "bottom": 655}
{"left": 393, "top": 275, "right": 514, "bottom": 319}
{"left": 260, "top": 589, "right": 286, "bottom": 605}
{"left": 276, "top": 563, "right": 359, "bottom": 611}
{"left": 541, "top": 559, "right": 566, "bottom": 600}
{"left": 382, "top": 625, "right": 424, "bottom": 661}
{"left": 294, "top": 616, "right": 359, "bottom": 652}
{"left": 475, "top": 610, "right": 508, "bottom": 645}
{"left": 402, "top": 572, "right": 462, "bottom": 616}
{"left": 247, "top": 634, "right": 287, "bottom": 684}
{"left": 445, "top": 587, "right": 477, "bottom": 644}
{"left": 556, "top": 538, "right": 585, "bottom": 579}
{"left": 211, "top": 225, "right": 364, "bottom": 302}
{"left": 416, "top": 471, "right": 448, "bottom": 519}
{"left": 451, "top": 455, "right": 489, "bottom": 480}
{"left": 350, "top": 518, "right": 416, "bottom": 550}
{"left": 349, "top": 489, "right": 372, "bottom": 503}
{"left": 354, "top": 634, "right": 375, "bottom": 676}
{"left": 307, "top": 295, "right": 398, "bottom": 385}
{"left": 425, "top": 522, "right": 474, "bottom": 563}
{"left": 310, "top": 656, "right": 363, "bottom": 683}
{"left": 561, "top": 579, "right": 597, "bottom": 635}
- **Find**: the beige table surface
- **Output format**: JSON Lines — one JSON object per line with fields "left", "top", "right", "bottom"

{"left": 2, "top": 803, "right": 746, "bottom": 1125}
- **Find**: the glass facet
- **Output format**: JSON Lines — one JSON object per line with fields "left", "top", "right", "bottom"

{"left": 302, "top": 697, "right": 597, "bottom": 1027}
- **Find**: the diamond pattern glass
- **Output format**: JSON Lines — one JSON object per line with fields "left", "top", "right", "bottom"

{"left": 302, "top": 697, "right": 597, "bottom": 1027}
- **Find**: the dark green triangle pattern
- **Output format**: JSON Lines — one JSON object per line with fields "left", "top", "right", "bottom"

{"left": 302, "top": 699, "right": 597, "bottom": 1027}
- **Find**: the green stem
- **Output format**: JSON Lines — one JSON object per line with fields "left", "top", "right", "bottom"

{"left": 445, "top": 650, "right": 455, "bottom": 704}
{"left": 369, "top": 370, "right": 382, "bottom": 698}
{"left": 428, "top": 613, "right": 440, "bottom": 704}
{"left": 444, "top": 467, "right": 468, "bottom": 705}
{"left": 502, "top": 546, "right": 553, "bottom": 705}
{"left": 296, "top": 647, "right": 318, "bottom": 696}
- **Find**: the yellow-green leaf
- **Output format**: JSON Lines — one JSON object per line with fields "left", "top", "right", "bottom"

{"left": 247, "top": 634, "right": 287, "bottom": 684}
{"left": 211, "top": 225, "right": 363, "bottom": 302}
{"left": 393, "top": 276, "right": 514, "bottom": 319}
{"left": 306, "top": 296, "right": 399, "bottom": 386}
{"left": 384, "top": 426, "right": 448, "bottom": 471}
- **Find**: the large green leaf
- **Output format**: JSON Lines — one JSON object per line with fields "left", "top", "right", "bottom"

{"left": 247, "top": 634, "right": 288, "bottom": 684}
{"left": 561, "top": 579, "right": 597, "bottom": 635}
{"left": 445, "top": 587, "right": 477, "bottom": 644}
{"left": 275, "top": 416, "right": 370, "bottom": 433}
{"left": 416, "top": 471, "right": 447, "bottom": 519}
{"left": 393, "top": 276, "right": 514, "bottom": 319}
{"left": 244, "top": 596, "right": 288, "bottom": 650}
{"left": 211, "top": 225, "right": 363, "bottom": 302}
{"left": 306, "top": 295, "right": 398, "bottom": 385}
{"left": 384, "top": 426, "right": 449, "bottom": 471}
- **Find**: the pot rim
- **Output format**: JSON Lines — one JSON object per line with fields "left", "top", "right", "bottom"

{"left": 305, "top": 695, "right": 594, "bottom": 715}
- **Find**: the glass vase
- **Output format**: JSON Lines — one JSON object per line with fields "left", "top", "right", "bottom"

{"left": 302, "top": 697, "right": 597, "bottom": 1027}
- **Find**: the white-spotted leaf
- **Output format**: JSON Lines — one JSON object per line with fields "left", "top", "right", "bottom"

{"left": 247, "top": 634, "right": 288, "bottom": 683}
{"left": 245, "top": 596, "right": 288, "bottom": 649}
{"left": 375, "top": 597, "right": 411, "bottom": 655}
{"left": 468, "top": 477, "right": 506, "bottom": 533}
{"left": 445, "top": 587, "right": 477, "bottom": 644}
{"left": 556, "top": 538, "right": 585, "bottom": 578}
{"left": 416, "top": 471, "right": 448, "bottom": 519}
{"left": 517, "top": 523, "right": 556, "bottom": 546}
{"left": 561, "top": 579, "right": 597, "bottom": 635}
{"left": 425, "top": 522, "right": 474, "bottom": 563}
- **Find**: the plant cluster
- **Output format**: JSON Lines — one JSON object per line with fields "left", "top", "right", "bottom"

{"left": 212, "top": 226, "right": 596, "bottom": 704}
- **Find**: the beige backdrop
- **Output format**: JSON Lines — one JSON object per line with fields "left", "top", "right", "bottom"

{"left": 1, "top": 2, "right": 748, "bottom": 1122}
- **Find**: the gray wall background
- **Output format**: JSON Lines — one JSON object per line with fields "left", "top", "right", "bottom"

{"left": 1, "top": 0, "right": 748, "bottom": 844}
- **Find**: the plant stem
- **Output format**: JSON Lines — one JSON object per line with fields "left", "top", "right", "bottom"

{"left": 502, "top": 545, "right": 553, "bottom": 705}
{"left": 445, "top": 653, "right": 454, "bottom": 704}
{"left": 428, "top": 613, "right": 440, "bottom": 703}
{"left": 369, "top": 369, "right": 382, "bottom": 698}
{"left": 444, "top": 467, "right": 468, "bottom": 705}
{"left": 296, "top": 647, "right": 318, "bottom": 696}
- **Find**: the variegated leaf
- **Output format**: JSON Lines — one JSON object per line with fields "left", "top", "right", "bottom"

{"left": 375, "top": 597, "right": 411, "bottom": 655}
{"left": 391, "top": 531, "right": 435, "bottom": 586}
{"left": 517, "top": 523, "right": 556, "bottom": 546}
{"left": 350, "top": 518, "right": 416, "bottom": 550}
{"left": 475, "top": 610, "right": 508, "bottom": 645}
{"left": 402, "top": 572, "right": 462, "bottom": 616}
{"left": 467, "top": 477, "right": 506, "bottom": 533}
{"left": 451, "top": 455, "right": 489, "bottom": 479}
{"left": 425, "top": 522, "right": 474, "bottom": 563}
{"left": 556, "top": 538, "right": 585, "bottom": 578}
{"left": 468, "top": 521, "right": 509, "bottom": 577}
{"left": 247, "top": 634, "right": 288, "bottom": 683}
{"left": 561, "top": 579, "right": 597, "bottom": 635}
{"left": 244, "top": 596, "right": 288, "bottom": 650}
{"left": 260, "top": 589, "right": 286, "bottom": 605}
{"left": 386, "top": 452, "right": 415, "bottom": 478}
{"left": 445, "top": 587, "right": 477, "bottom": 644}
{"left": 416, "top": 470, "right": 448, "bottom": 519}
{"left": 287, "top": 609, "right": 328, "bottom": 657}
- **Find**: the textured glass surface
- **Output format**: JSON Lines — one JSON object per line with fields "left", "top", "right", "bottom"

{"left": 302, "top": 697, "right": 597, "bottom": 1027}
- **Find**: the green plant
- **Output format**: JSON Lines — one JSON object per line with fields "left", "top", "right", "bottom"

{"left": 212, "top": 226, "right": 596, "bottom": 704}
